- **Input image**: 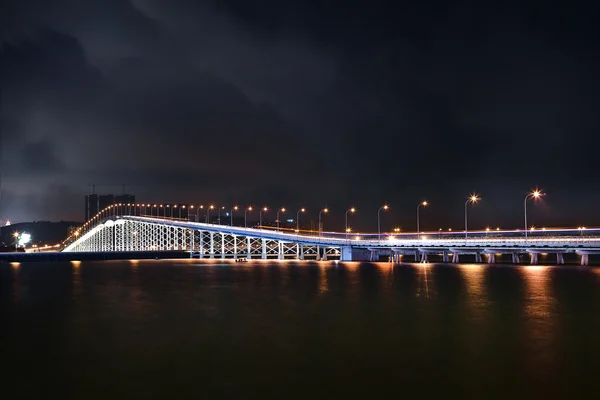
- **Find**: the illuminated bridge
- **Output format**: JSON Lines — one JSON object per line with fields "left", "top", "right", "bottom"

{"left": 62, "top": 209, "right": 600, "bottom": 266}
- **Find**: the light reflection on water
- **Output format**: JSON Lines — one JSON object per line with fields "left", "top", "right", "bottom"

{"left": 3, "top": 260, "right": 600, "bottom": 398}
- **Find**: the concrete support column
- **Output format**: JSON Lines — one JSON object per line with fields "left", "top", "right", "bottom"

{"left": 316, "top": 245, "right": 321, "bottom": 261}
{"left": 233, "top": 236, "right": 238, "bottom": 260}
{"left": 581, "top": 253, "right": 589, "bottom": 266}
{"left": 529, "top": 253, "right": 538, "bottom": 265}
{"left": 370, "top": 250, "right": 378, "bottom": 262}
{"left": 452, "top": 252, "right": 459, "bottom": 263}
{"left": 556, "top": 253, "right": 564, "bottom": 264}
{"left": 488, "top": 253, "right": 496, "bottom": 264}
{"left": 420, "top": 252, "right": 428, "bottom": 263}
{"left": 442, "top": 251, "right": 449, "bottom": 263}
{"left": 221, "top": 235, "right": 225, "bottom": 259}
{"left": 262, "top": 239, "right": 267, "bottom": 260}
{"left": 298, "top": 243, "right": 304, "bottom": 260}
{"left": 512, "top": 253, "right": 520, "bottom": 264}
{"left": 210, "top": 232, "right": 214, "bottom": 259}
{"left": 414, "top": 251, "right": 420, "bottom": 262}
{"left": 475, "top": 253, "right": 482, "bottom": 263}
{"left": 247, "top": 237, "right": 252, "bottom": 260}
{"left": 340, "top": 246, "right": 352, "bottom": 261}
{"left": 278, "top": 242, "right": 284, "bottom": 260}
{"left": 322, "top": 248, "right": 328, "bottom": 261}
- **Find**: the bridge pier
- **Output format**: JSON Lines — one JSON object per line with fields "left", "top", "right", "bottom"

{"left": 420, "top": 252, "right": 428, "bottom": 263}
{"left": 529, "top": 253, "right": 539, "bottom": 265}
{"left": 369, "top": 250, "right": 378, "bottom": 262}
{"left": 511, "top": 253, "right": 520, "bottom": 264}
{"left": 556, "top": 253, "right": 564, "bottom": 264}
{"left": 210, "top": 232, "right": 215, "bottom": 259}
{"left": 247, "top": 237, "right": 252, "bottom": 260}
{"left": 452, "top": 252, "right": 459, "bottom": 263}
{"left": 233, "top": 236, "right": 238, "bottom": 260}
{"left": 340, "top": 246, "right": 353, "bottom": 261}
{"left": 222, "top": 235, "right": 226, "bottom": 259}
{"left": 297, "top": 243, "right": 304, "bottom": 260}
{"left": 581, "top": 253, "right": 589, "bottom": 266}
{"left": 442, "top": 251, "right": 449, "bottom": 263}
{"left": 475, "top": 253, "right": 482, "bottom": 263}
{"left": 262, "top": 239, "right": 267, "bottom": 260}
{"left": 487, "top": 253, "right": 495, "bottom": 264}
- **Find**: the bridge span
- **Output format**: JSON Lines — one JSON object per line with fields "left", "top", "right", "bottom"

{"left": 63, "top": 215, "right": 600, "bottom": 265}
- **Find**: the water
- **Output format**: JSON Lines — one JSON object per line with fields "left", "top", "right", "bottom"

{"left": 2, "top": 260, "right": 600, "bottom": 399}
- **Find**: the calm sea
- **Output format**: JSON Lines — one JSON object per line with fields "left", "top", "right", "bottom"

{"left": 2, "top": 260, "right": 600, "bottom": 399}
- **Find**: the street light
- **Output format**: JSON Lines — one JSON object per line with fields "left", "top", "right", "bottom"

{"left": 276, "top": 208, "right": 286, "bottom": 230}
{"left": 377, "top": 205, "right": 389, "bottom": 243}
{"left": 296, "top": 208, "right": 306, "bottom": 232}
{"left": 346, "top": 208, "right": 356, "bottom": 239}
{"left": 318, "top": 208, "right": 328, "bottom": 236}
{"left": 417, "top": 201, "right": 428, "bottom": 239}
{"left": 259, "top": 207, "right": 268, "bottom": 228}
{"left": 465, "top": 194, "right": 480, "bottom": 240}
{"left": 244, "top": 206, "right": 253, "bottom": 228}
{"left": 13, "top": 231, "right": 19, "bottom": 252}
{"left": 217, "top": 206, "right": 225, "bottom": 225}
{"left": 230, "top": 206, "right": 238, "bottom": 226}
{"left": 207, "top": 205, "right": 215, "bottom": 224}
{"left": 524, "top": 189, "right": 544, "bottom": 239}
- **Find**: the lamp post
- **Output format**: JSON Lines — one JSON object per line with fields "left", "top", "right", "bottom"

{"left": 417, "top": 201, "right": 428, "bottom": 239}
{"left": 207, "top": 205, "right": 215, "bottom": 224}
{"left": 296, "top": 208, "right": 305, "bottom": 232}
{"left": 230, "top": 206, "right": 238, "bottom": 226}
{"left": 276, "top": 208, "right": 286, "bottom": 230}
{"left": 524, "top": 189, "right": 543, "bottom": 240}
{"left": 13, "top": 231, "right": 19, "bottom": 252}
{"left": 259, "top": 207, "right": 268, "bottom": 228}
{"left": 345, "top": 208, "right": 356, "bottom": 239}
{"left": 465, "top": 194, "right": 480, "bottom": 240}
{"left": 244, "top": 206, "right": 253, "bottom": 228}
{"left": 318, "top": 208, "right": 328, "bottom": 236}
{"left": 377, "top": 205, "right": 389, "bottom": 243}
{"left": 217, "top": 206, "right": 225, "bottom": 225}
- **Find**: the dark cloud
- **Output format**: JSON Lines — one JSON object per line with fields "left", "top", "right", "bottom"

{"left": 1, "top": 0, "right": 599, "bottom": 231}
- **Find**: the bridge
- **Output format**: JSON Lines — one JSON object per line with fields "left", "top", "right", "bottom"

{"left": 62, "top": 205, "right": 600, "bottom": 265}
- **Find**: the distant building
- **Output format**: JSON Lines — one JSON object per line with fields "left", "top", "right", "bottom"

{"left": 85, "top": 194, "right": 135, "bottom": 221}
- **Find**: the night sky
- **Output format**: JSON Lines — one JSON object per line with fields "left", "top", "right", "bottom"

{"left": 1, "top": 0, "right": 599, "bottom": 232}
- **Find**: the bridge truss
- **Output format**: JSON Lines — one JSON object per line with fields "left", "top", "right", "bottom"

{"left": 64, "top": 217, "right": 341, "bottom": 260}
